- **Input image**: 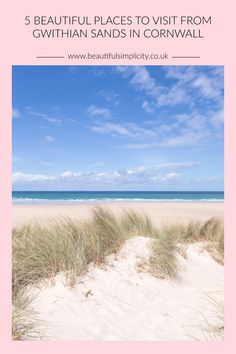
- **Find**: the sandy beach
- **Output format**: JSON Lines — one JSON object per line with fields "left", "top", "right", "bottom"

{"left": 12, "top": 201, "right": 224, "bottom": 228}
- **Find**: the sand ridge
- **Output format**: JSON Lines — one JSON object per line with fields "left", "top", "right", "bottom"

{"left": 29, "top": 236, "right": 224, "bottom": 341}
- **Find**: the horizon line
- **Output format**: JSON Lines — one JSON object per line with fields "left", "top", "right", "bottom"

{"left": 12, "top": 190, "right": 224, "bottom": 193}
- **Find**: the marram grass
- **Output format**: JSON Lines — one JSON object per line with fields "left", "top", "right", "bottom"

{"left": 12, "top": 291, "right": 44, "bottom": 341}
{"left": 12, "top": 207, "right": 157, "bottom": 297}
{"left": 12, "top": 207, "right": 224, "bottom": 340}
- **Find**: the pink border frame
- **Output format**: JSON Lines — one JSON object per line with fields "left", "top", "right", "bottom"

{"left": 1, "top": 0, "right": 235, "bottom": 352}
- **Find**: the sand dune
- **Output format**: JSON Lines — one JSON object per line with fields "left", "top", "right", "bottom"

{"left": 30, "top": 236, "right": 224, "bottom": 341}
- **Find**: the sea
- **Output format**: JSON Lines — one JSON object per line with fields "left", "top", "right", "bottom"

{"left": 12, "top": 191, "right": 224, "bottom": 204}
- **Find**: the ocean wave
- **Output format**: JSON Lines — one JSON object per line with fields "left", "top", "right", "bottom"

{"left": 12, "top": 197, "right": 224, "bottom": 205}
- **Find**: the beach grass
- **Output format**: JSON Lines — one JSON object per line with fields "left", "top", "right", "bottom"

{"left": 12, "top": 207, "right": 155, "bottom": 297}
{"left": 12, "top": 207, "right": 224, "bottom": 340}
{"left": 149, "top": 218, "right": 224, "bottom": 276}
{"left": 12, "top": 291, "right": 43, "bottom": 341}
{"left": 202, "top": 295, "right": 224, "bottom": 340}
{"left": 149, "top": 229, "right": 179, "bottom": 279}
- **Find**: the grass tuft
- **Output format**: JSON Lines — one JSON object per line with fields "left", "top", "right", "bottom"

{"left": 149, "top": 230, "right": 179, "bottom": 279}
{"left": 200, "top": 295, "right": 224, "bottom": 341}
{"left": 12, "top": 291, "right": 43, "bottom": 340}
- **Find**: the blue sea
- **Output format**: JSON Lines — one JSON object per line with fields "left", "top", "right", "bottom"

{"left": 12, "top": 191, "right": 224, "bottom": 204}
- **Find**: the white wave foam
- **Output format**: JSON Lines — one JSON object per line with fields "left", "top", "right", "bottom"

{"left": 12, "top": 197, "right": 224, "bottom": 205}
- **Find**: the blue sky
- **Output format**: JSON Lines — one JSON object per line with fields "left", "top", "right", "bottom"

{"left": 12, "top": 65, "right": 224, "bottom": 191}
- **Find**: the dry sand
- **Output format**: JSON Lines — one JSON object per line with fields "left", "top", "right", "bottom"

{"left": 14, "top": 202, "right": 224, "bottom": 341}
{"left": 12, "top": 201, "right": 224, "bottom": 228}
{"left": 30, "top": 236, "right": 224, "bottom": 341}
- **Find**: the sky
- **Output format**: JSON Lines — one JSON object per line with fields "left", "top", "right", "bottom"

{"left": 12, "top": 65, "right": 224, "bottom": 191}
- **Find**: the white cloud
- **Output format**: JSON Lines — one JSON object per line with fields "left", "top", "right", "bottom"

{"left": 192, "top": 75, "right": 221, "bottom": 99}
{"left": 45, "top": 135, "right": 55, "bottom": 143}
{"left": 27, "top": 109, "right": 63, "bottom": 125}
{"left": 92, "top": 123, "right": 130, "bottom": 136}
{"left": 12, "top": 108, "right": 20, "bottom": 118}
{"left": 162, "top": 130, "right": 205, "bottom": 147}
{"left": 157, "top": 83, "right": 188, "bottom": 106}
{"left": 149, "top": 172, "right": 181, "bottom": 183}
{"left": 116, "top": 66, "right": 160, "bottom": 97}
{"left": 91, "top": 122, "right": 156, "bottom": 138}
{"left": 87, "top": 105, "right": 112, "bottom": 119}
{"left": 165, "top": 66, "right": 223, "bottom": 101}
{"left": 90, "top": 108, "right": 223, "bottom": 148}
{"left": 12, "top": 172, "right": 56, "bottom": 183}
{"left": 164, "top": 66, "right": 196, "bottom": 80}
{"left": 60, "top": 171, "right": 81, "bottom": 178}
{"left": 142, "top": 101, "right": 154, "bottom": 114}
{"left": 13, "top": 162, "right": 198, "bottom": 187}
{"left": 156, "top": 162, "right": 198, "bottom": 170}
{"left": 130, "top": 67, "right": 159, "bottom": 95}
{"left": 116, "top": 66, "right": 224, "bottom": 109}
{"left": 96, "top": 90, "right": 120, "bottom": 106}
{"left": 56, "top": 167, "right": 183, "bottom": 186}
{"left": 211, "top": 109, "right": 224, "bottom": 126}
{"left": 90, "top": 67, "right": 106, "bottom": 77}
{"left": 85, "top": 66, "right": 224, "bottom": 151}
{"left": 116, "top": 65, "right": 191, "bottom": 108}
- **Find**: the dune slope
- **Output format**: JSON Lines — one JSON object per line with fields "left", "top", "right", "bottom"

{"left": 29, "top": 236, "right": 224, "bottom": 341}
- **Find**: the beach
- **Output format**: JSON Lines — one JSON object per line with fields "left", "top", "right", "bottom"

{"left": 12, "top": 64, "right": 224, "bottom": 341}
{"left": 12, "top": 201, "right": 224, "bottom": 228}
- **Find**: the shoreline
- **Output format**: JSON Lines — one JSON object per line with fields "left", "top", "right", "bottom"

{"left": 12, "top": 201, "right": 224, "bottom": 228}
{"left": 12, "top": 199, "right": 224, "bottom": 205}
